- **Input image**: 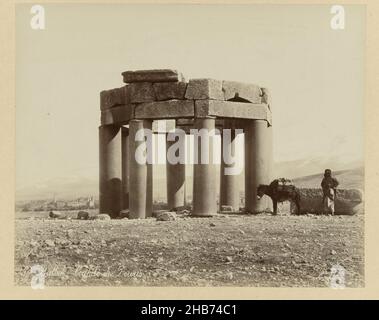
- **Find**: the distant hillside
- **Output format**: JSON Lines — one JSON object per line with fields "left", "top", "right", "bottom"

{"left": 16, "top": 163, "right": 364, "bottom": 202}
{"left": 292, "top": 167, "right": 364, "bottom": 190}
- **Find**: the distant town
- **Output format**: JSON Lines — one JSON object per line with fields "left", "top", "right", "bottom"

{"left": 16, "top": 192, "right": 247, "bottom": 213}
{"left": 16, "top": 196, "right": 97, "bottom": 212}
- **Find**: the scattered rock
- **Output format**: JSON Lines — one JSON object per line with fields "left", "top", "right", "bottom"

{"left": 45, "top": 239, "right": 55, "bottom": 247}
{"left": 226, "top": 256, "right": 233, "bottom": 263}
{"left": 48, "top": 211, "right": 67, "bottom": 219}
{"left": 66, "top": 229, "right": 74, "bottom": 238}
{"left": 77, "top": 211, "right": 89, "bottom": 220}
{"left": 94, "top": 214, "right": 111, "bottom": 221}
{"left": 30, "top": 240, "right": 39, "bottom": 247}
{"left": 209, "top": 223, "right": 216, "bottom": 227}
{"left": 180, "top": 275, "right": 189, "bottom": 282}
{"left": 152, "top": 210, "right": 167, "bottom": 218}
{"left": 79, "top": 239, "right": 92, "bottom": 246}
{"left": 119, "top": 210, "right": 129, "bottom": 219}
{"left": 220, "top": 205, "right": 234, "bottom": 213}
{"left": 178, "top": 209, "right": 191, "bottom": 215}
{"left": 331, "top": 250, "right": 337, "bottom": 255}
{"left": 156, "top": 212, "right": 176, "bottom": 221}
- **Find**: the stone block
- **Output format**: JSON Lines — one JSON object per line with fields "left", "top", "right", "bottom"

{"left": 129, "top": 82, "right": 156, "bottom": 103}
{"left": 156, "top": 211, "right": 177, "bottom": 221}
{"left": 48, "top": 211, "right": 67, "bottom": 219}
{"left": 152, "top": 210, "right": 167, "bottom": 218}
{"left": 122, "top": 69, "right": 184, "bottom": 83}
{"left": 220, "top": 205, "right": 234, "bottom": 212}
{"left": 184, "top": 78, "right": 224, "bottom": 100}
{"left": 119, "top": 210, "right": 130, "bottom": 219}
{"left": 101, "top": 105, "right": 133, "bottom": 125}
{"left": 222, "top": 81, "right": 262, "bottom": 103}
{"left": 195, "top": 100, "right": 271, "bottom": 124}
{"left": 94, "top": 214, "right": 111, "bottom": 220}
{"left": 134, "top": 100, "right": 194, "bottom": 119}
{"left": 100, "top": 86, "right": 130, "bottom": 111}
{"left": 77, "top": 211, "right": 89, "bottom": 220}
{"left": 261, "top": 87, "right": 271, "bottom": 105}
{"left": 153, "top": 82, "right": 187, "bottom": 101}
{"left": 292, "top": 188, "right": 363, "bottom": 215}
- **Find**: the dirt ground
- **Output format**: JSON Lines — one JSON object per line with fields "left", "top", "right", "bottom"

{"left": 14, "top": 211, "right": 364, "bottom": 287}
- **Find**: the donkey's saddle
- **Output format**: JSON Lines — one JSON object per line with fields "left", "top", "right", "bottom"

{"left": 276, "top": 178, "right": 295, "bottom": 192}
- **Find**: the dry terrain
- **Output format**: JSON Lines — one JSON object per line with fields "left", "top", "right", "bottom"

{"left": 14, "top": 210, "right": 364, "bottom": 287}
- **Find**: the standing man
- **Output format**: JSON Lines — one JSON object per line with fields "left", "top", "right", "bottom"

{"left": 321, "top": 169, "right": 339, "bottom": 215}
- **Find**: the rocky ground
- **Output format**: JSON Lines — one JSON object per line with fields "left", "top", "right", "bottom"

{"left": 14, "top": 211, "right": 364, "bottom": 287}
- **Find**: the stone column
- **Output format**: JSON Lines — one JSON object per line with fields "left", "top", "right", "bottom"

{"left": 99, "top": 125, "right": 122, "bottom": 218}
{"left": 129, "top": 119, "right": 153, "bottom": 219}
{"left": 166, "top": 131, "right": 186, "bottom": 211}
{"left": 192, "top": 117, "right": 217, "bottom": 216}
{"left": 244, "top": 120, "right": 271, "bottom": 213}
{"left": 266, "top": 123, "right": 274, "bottom": 212}
{"left": 220, "top": 121, "right": 240, "bottom": 212}
{"left": 121, "top": 127, "right": 129, "bottom": 210}
{"left": 262, "top": 87, "right": 274, "bottom": 212}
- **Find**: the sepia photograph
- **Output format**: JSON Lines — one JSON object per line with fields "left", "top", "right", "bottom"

{"left": 14, "top": 3, "right": 365, "bottom": 289}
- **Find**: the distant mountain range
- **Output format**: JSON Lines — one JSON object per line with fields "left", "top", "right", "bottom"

{"left": 16, "top": 158, "right": 364, "bottom": 202}
{"left": 293, "top": 167, "right": 364, "bottom": 190}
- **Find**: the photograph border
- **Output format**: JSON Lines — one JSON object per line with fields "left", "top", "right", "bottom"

{"left": 1, "top": 0, "right": 377, "bottom": 299}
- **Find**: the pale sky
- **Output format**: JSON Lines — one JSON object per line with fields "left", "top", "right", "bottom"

{"left": 16, "top": 4, "right": 365, "bottom": 189}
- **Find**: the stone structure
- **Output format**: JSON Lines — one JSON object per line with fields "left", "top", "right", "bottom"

{"left": 99, "top": 69, "right": 273, "bottom": 218}
{"left": 291, "top": 188, "right": 363, "bottom": 215}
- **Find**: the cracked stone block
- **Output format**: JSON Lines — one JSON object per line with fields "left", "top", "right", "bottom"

{"left": 129, "top": 82, "right": 156, "bottom": 103}
{"left": 122, "top": 69, "right": 185, "bottom": 83}
{"left": 100, "top": 86, "right": 130, "bottom": 110}
{"left": 222, "top": 81, "right": 262, "bottom": 103}
{"left": 153, "top": 82, "right": 187, "bottom": 101}
{"left": 184, "top": 78, "right": 224, "bottom": 100}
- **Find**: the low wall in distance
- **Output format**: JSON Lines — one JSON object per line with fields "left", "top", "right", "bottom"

{"left": 290, "top": 188, "right": 364, "bottom": 215}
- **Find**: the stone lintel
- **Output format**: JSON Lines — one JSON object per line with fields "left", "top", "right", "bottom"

{"left": 195, "top": 100, "right": 272, "bottom": 125}
{"left": 134, "top": 100, "right": 194, "bottom": 120}
{"left": 101, "top": 105, "right": 133, "bottom": 125}
{"left": 122, "top": 69, "right": 185, "bottom": 83}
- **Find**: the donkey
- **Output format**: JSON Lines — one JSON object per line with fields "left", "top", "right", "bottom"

{"left": 257, "top": 179, "right": 301, "bottom": 215}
